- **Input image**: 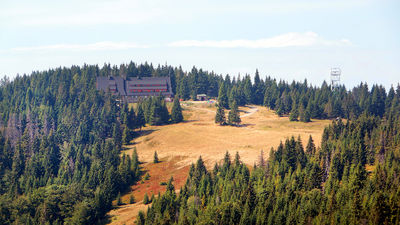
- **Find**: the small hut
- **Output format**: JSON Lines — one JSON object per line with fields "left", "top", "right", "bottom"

{"left": 196, "top": 94, "right": 208, "bottom": 101}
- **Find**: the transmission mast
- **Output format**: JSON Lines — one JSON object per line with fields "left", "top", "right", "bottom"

{"left": 330, "top": 68, "right": 341, "bottom": 88}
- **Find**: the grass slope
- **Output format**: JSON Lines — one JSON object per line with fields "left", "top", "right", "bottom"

{"left": 106, "top": 102, "right": 331, "bottom": 224}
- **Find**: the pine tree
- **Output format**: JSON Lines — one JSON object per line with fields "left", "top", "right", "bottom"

{"left": 234, "top": 151, "right": 241, "bottom": 166}
{"left": 122, "top": 126, "right": 130, "bottom": 145}
{"left": 289, "top": 107, "right": 299, "bottom": 121}
{"left": 306, "top": 135, "right": 316, "bottom": 155}
{"left": 112, "top": 124, "right": 122, "bottom": 148}
{"left": 298, "top": 103, "right": 311, "bottom": 122}
{"left": 136, "top": 105, "right": 146, "bottom": 130}
{"left": 243, "top": 75, "right": 253, "bottom": 104}
{"left": 171, "top": 96, "right": 183, "bottom": 123}
{"left": 215, "top": 103, "right": 226, "bottom": 125}
{"left": 137, "top": 211, "right": 146, "bottom": 225}
{"left": 228, "top": 101, "right": 241, "bottom": 125}
{"left": 153, "top": 151, "right": 159, "bottom": 163}
{"left": 128, "top": 107, "right": 136, "bottom": 129}
{"left": 258, "top": 150, "right": 265, "bottom": 167}
{"left": 178, "top": 76, "right": 190, "bottom": 100}
{"left": 116, "top": 192, "right": 122, "bottom": 206}
{"left": 149, "top": 98, "right": 162, "bottom": 125}
{"left": 218, "top": 82, "right": 229, "bottom": 109}
{"left": 143, "top": 193, "right": 149, "bottom": 204}
{"left": 160, "top": 98, "right": 170, "bottom": 123}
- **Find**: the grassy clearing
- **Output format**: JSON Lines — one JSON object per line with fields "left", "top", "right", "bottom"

{"left": 124, "top": 103, "right": 330, "bottom": 167}
{"left": 107, "top": 102, "right": 331, "bottom": 224}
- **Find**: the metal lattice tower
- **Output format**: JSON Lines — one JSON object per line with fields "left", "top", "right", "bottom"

{"left": 330, "top": 68, "right": 341, "bottom": 88}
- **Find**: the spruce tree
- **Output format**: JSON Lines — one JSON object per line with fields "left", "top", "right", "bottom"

{"left": 228, "top": 101, "right": 241, "bottom": 125}
{"left": 289, "top": 107, "right": 299, "bottom": 121}
{"left": 128, "top": 107, "right": 136, "bottom": 129}
{"left": 234, "top": 151, "right": 241, "bottom": 166}
{"left": 122, "top": 126, "right": 130, "bottom": 145}
{"left": 112, "top": 123, "right": 122, "bottom": 148}
{"left": 143, "top": 193, "right": 149, "bottom": 204}
{"left": 160, "top": 98, "right": 170, "bottom": 124}
{"left": 300, "top": 107, "right": 311, "bottom": 122}
{"left": 171, "top": 96, "right": 183, "bottom": 123}
{"left": 218, "top": 82, "right": 229, "bottom": 109}
{"left": 137, "top": 211, "right": 146, "bottom": 225}
{"left": 153, "top": 151, "right": 159, "bottom": 163}
{"left": 304, "top": 109, "right": 311, "bottom": 122}
{"left": 136, "top": 105, "right": 146, "bottom": 130}
{"left": 149, "top": 98, "right": 162, "bottom": 125}
{"left": 116, "top": 192, "right": 122, "bottom": 205}
{"left": 306, "top": 135, "right": 316, "bottom": 155}
{"left": 215, "top": 103, "right": 226, "bottom": 125}
{"left": 243, "top": 75, "right": 253, "bottom": 104}
{"left": 178, "top": 76, "right": 190, "bottom": 100}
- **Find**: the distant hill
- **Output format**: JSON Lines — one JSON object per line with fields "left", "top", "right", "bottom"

{"left": 0, "top": 62, "right": 399, "bottom": 224}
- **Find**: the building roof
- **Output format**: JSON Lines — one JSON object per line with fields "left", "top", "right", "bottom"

{"left": 96, "top": 76, "right": 126, "bottom": 96}
{"left": 96, "top": 76, "right": 173, "bottom": 97}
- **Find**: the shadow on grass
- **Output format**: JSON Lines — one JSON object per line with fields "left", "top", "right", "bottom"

{"left": 98, "top": 215, "right": 112, "bottom": 225}
{"left": 238, "top": 123, "right": 255, "bottom": 128}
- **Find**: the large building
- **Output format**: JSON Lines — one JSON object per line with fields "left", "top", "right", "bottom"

{"left": 96, "top": 76, "right": 173, "bottom": 102}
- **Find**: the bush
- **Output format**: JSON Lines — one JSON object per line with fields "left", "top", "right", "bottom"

{"left": 143, "top": 173, "right": 150, "bottom": 181}
{"left": 129, "top": 195, "right": 135, "bottom": 204}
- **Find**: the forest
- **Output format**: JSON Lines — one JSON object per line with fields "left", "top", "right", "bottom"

{"left": 0, "top": 61, "right": 399, "bottom": 224}
{"left": 139, "top": 108, "right": 400, "bottom": 224}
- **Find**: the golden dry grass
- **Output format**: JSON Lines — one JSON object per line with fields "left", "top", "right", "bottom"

{"left": 124, "top": 103, "right": 330, "bottom": 167}
{"left": 106, "top": 102, "right": 332, "bottom": 224}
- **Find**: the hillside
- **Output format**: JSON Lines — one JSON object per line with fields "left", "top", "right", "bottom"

{"left": 107, "top": 102, "right": 331, "bottom": 224}
{"left": 0, "top": 63, "right": 399, "bottom": 224}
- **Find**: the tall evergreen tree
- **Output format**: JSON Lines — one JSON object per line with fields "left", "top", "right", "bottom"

{"left": 153, "top": 151, "right": 159, "bottom": 163}
{"left": 228, "top": 101, "right": 241, "bottom": 125}
{"left": 215, "top": 103, "right": 226, "bottom": 125}
{"left": 122, "top": 126, "right": 130, "bottom": 145}
{"left": 243, "top": 75, "right": 253, "bottom": 104}
{"left": 218, "top": 82, "right": 229, "bottom": 109}
{"left": 289, "top": 107, "right": 299, "bottom": 121}
{"left": 306, "top": 135, "right": 316, "bottom": 155}
{"left": 136, "top": 105, "right": 146, "bottom": 130}
{"left": 171, "top": 96, "right": 183, "bottom": 123}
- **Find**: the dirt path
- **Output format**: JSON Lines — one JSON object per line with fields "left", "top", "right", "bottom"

{"left": 240, "top": 105, "right": 259, "bottom": 118}
{"left": 189, "top": 103, "right": 258, "bottom": 119}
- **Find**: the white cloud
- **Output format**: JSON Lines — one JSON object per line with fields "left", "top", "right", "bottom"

{"left": 0, "top": 0, "right": 375, "bottom": 27}
{"left": 168, "top": 32, "right": 351, "bottom": 48}
{"left": 11, "top": 41, "right": 149, "bottom": 52}
{"left": 1, "top": 0, "right": 165, "bottom": 26}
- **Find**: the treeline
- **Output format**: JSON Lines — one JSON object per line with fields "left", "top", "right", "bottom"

{"left": 0, "top": 65, "right": 143, "bottom": 224}
{"left": 54, "top": 62, "right": 399, "bottom": 123}
{"left": 135, "top": 94, "right": 183, "bottom": 127}
{"left": 138, "top": 102, "right": 400, "bottom": 224}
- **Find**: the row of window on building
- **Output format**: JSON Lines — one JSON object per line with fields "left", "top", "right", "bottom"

{"left": 128, "top": 84, "right": 166, "bottom": 87}
{"left": 129, "top": 89, "right": 167, "bottom": 93}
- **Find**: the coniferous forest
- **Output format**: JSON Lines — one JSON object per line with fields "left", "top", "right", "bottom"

{"left": 0, "top": 62, "right": 399, "bottom": 224}
{"left": 140, "top": 111, "right": 400, "bottom": 224}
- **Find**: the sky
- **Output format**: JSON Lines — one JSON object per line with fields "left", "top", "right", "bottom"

{"left": 1, "top": 0, "right": 399, "bottom": 89}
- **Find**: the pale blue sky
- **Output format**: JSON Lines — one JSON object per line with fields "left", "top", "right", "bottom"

{"left": 1, "top": 0, "right": 399, "bottom": 88}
